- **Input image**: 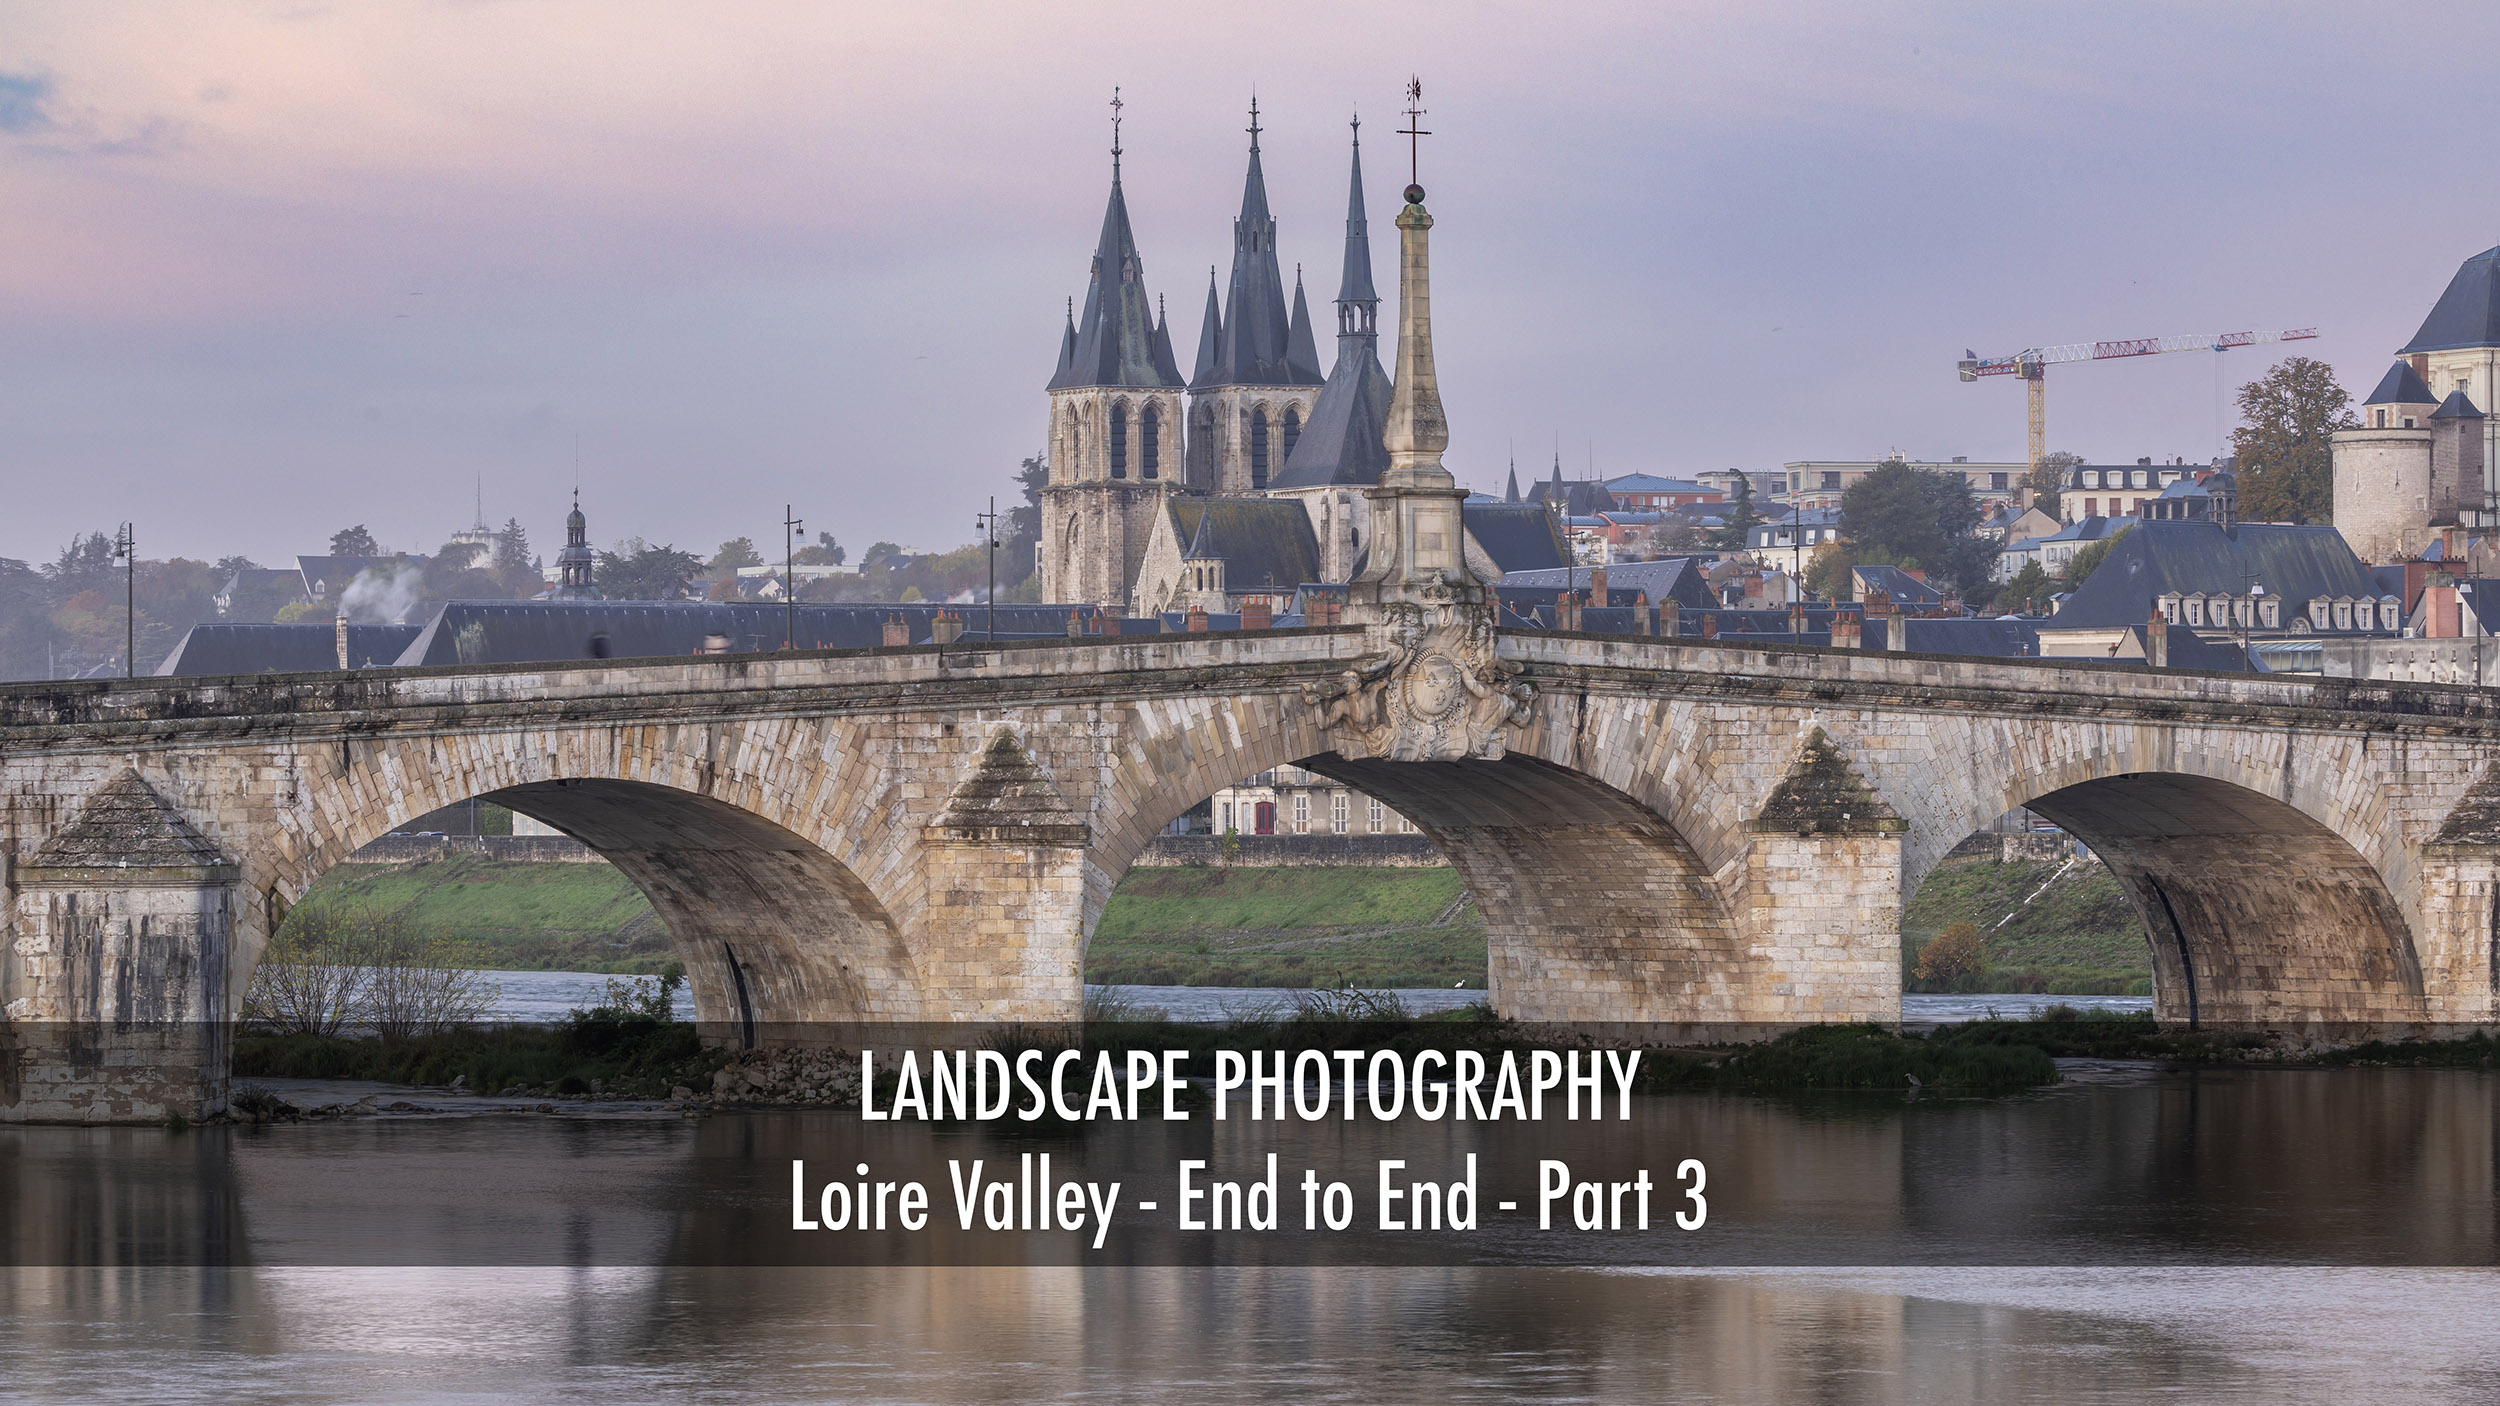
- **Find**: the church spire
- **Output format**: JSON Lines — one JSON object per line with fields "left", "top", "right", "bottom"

{"left": 1198, "top": 96, "right": 1319, "bottom": 389}
{"left": 1335, "top": 114, "right": 1379, "bottom": 344}
{"left": 1286, "top": 266, "right": 1323, "bottom": 383}
{"left": 1048, "top": 90, "right": 1180, "bottom": 391}
{"left": 1191, "top": 266, "right": 1221, "bottom": 386}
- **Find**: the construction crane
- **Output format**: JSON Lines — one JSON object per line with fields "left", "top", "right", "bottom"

{"left": 1958, "top": 328, "right": 2318, "bottom": 476}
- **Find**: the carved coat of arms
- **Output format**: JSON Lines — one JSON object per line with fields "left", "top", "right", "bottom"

{"left": 1303, "top": 602, "right": 1535, "bottom": 761}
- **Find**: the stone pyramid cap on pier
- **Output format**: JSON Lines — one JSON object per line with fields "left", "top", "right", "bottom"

{"left": 926, "top": 729, "right": 1088, "bottom": 847}
{"left": 1745, "top": 728, "right": 1906, "bottom": 837}
{"left": 26, "top": 769, "right": 235, "bottom": 876}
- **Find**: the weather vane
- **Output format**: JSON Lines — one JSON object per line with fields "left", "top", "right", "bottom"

{"left": 1246, "top": 94, "right": 1261, "bottom": 152}
{"left": 1109, "top": 86, "right": 1123, "bottom": 174}
{"left": 1397, "top": 76, "right": 1429, "bottom": 199}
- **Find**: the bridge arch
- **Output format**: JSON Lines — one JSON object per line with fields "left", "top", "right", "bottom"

{"left": 1913, "top": 735, "right": 2423, "bottom": 1028}
{"left": 1092, "top": 695, "right": 1754, "bottom": 1026}
{"left": 254, "top": 726, "right": 928, "bottom": 1031}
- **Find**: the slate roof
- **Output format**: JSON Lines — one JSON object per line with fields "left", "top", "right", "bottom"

{"left": 156, "top": 623, "right": 423, "bottom": 676}
{"left": 2044, "top": 519, "right": 2377, "bottom": 630}
{"left": 1497, "top": 557, "right": 1718, "bottom": 610}
{"left": 1898, "top": 617, "right": 2039, "bottom": 658}
{"left": 1853, "top": 564, "right": 1946, "bottom": 605}
{"left": 29, "top": 769, "right": 230, "bottom": 870}
{"left": 2435, "top": 389, "right": 2485, "bottom": 421}
{"left": 296, "top": 554, "right": 427, "bottom": 599}
{"left": 1048, "top": 169, "right": 1185, "bottom": 390}
{"left": 2398, "top": 246, "right": 2500, "bottom": 355}
{"left": 1164, "top": 498, "right": 1319, "bottom": 591}
{"left": 1269, "top": 131, "right": 1392, "bottom": 491}
{"left": 1603, "top": 473, "right": 1715, "bottom": 496}
{"left": 1523, "top": 465, "right": 1619, "bottom": 516}
{"left": 1195, "top": 121, "right": 1321, "bottom": 390}
{"left": 394, "top": 601, "right": 1125, "bottom": 667}
{"left": 2365, "top": 360, "right": 2439, "bottom": 406}
{"left": 1460, "top": 503, "right": 1571, "bottom": 575}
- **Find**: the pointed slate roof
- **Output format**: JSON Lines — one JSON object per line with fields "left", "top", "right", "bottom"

{"left": 29, "top": 769, "right": 233, "bottom": 871}
{"left": 1185, "top": 507, "right": 1220, "bottom": 559}
{"left": 1195, "top": 107, "right": 1322, "bottom": 390}
{"left": 1285, "top": 272, "right": 1324, "bottom": 383}
{"left": 2398, "top": 246, "right": 2500, "bottom": 355}
{"left": 1190, "top": 270, "right": 1222, "bottom": 386}
{"left": 2434, "top": 389, "right": 2484, "bottom": 421}
{"left": 1505, "top": 464, "right": 1522, "bottom": 502}
{"left": 1269, "top": 131, "right": 1394, "bottom": 491}
{"left": 1048, "top": 169, "right": 1182, "bottom": 391}
{"left": 2365, "top": 360, "right": 2438, "bottom": 407}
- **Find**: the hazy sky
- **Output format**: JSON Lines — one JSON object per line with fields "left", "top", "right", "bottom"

{"left": 5, "top": 2, "right": 2498, "bottom": 567}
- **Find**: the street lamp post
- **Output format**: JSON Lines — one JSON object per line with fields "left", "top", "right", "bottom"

{"left": 112, "top": 522, "right": 135, "bottom": 677}
{"left": 974, "top": 497, "right": 1001, "bottom": 643}
{"left": 782, "top": 504, "right": 804, "bottom": 651}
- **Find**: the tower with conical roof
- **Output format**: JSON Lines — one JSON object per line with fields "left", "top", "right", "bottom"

{"left": 1185, "top": 99, "right": 1326, "bottom": 495}
{"left": 1269, "top": 116, "right": 1398, "bottom": 582}
{"left": 1042, "top": 91, "right": 1188, "bottom": 609}
{"left": 2396, "top": 244, "right": 2500, "bottom": 518}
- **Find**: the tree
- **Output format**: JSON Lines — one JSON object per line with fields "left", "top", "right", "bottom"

{"left": 795, "top": 531, "right": 846, "bottom": 567}
{"left": 709, "top": 536, "right": 763, "bottom": 572}
{"left": 1712, "top": 473, "right": 1761, "bottom": 550}
{"left": 595, "top": 541, "right": 702, "bottom": 600}
{"left": 1915, "top": 921, "right": 1989, "bottom": 987}
{"left": 2231, "top": 356, "right": 2354, "bottom": 525}
{"left": 2058, "top": 522, "right": 2131, "bottom": 592}
{"left": 330, "top": 525, "right": 380, "bottom": 557}
{"left": 2001, "top": 560, "right": 2056, "bottom": 615}
{"left": 1004, "top": 451, "right": 1048, "bottom": 584}
{"left": 1804, "top": 541, "right": 1855, "bottom": 602}
{"left": 422, "top": 540, "right": 504, "bottom": 600}
{"left": 2030, "top": 452, "right": 2080, "bottom": 519}
{"left": 493, "top": 518, "right": 536, "bottom": 595}
{"left": 49, "top": 532, "right": 117, "bottom": 597}
{"left": 1836, "top": 460, "right": 2000, "bottom": 597}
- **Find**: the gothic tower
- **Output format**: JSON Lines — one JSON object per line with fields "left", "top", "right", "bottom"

{"left": 1042, "top": 99, "right": 1187, "bottom": 609}
{"left": 1186, "top": 100, "right": 1326, "bottom": 496}
{"left": 1269, "top": 116, "right": 1396, "bottom": 582}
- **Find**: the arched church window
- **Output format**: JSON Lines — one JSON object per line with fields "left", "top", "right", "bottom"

{"left": 1067, "top": 408, "right": 1083, "bottom": 475}
{"left": 1109, "top": 402, "right": 1129, "bottom": 479}
{"left": 1250, "top": 408, "right": 1270, "bottom": 490}
{"left": 1281, "top": 406, "right": 1302, "bottom": 463}
{"left": 1141, "top": 403, "right": 1161, "bottom": 478}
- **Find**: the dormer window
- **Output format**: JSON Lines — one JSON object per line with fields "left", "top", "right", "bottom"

{"left": 2083, "top": 471, "right": 2101, "bottom": 489}
{"left": 2185, "top": 597, "right": 2205, "bottom": 626}
{"left": 2260, "top": 598, "right": 2280, "bottom": 629}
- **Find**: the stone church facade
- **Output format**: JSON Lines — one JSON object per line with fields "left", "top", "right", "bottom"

{"left": 1042, "top": 106, "right": 1407, "bottom": 613}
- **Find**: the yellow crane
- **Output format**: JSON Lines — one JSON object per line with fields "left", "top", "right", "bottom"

{"left": 1958, "top": 328, "right": 2318, "bottom": 477}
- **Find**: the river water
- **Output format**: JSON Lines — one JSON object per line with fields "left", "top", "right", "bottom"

{"left": 7, "top": 979, "right": 2487, "bottom": 1401}
{"left": 481, "top": 970, "right": 2151, "bottom": 1027}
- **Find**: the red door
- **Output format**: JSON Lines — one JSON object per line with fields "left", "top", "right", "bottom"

{"left": 1254, "top": 802, "right": 1276, "bottom": 835}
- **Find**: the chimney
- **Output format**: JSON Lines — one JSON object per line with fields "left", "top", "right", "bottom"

{"left": 1185, "top": 604, "right": 1210, "bottom": 632}
{"left": 1864, "top": 589, "right": 1895, "bottom": 618}
{"left": 882, "top": 614, "right": 911, "bottom": 648}
{"left": 1657, "top": 598, "right": 1681, "bottom": 638}
{"left": 2145, "top": 602, "right": 2169, "bottom": 669}
{"left": 1240, "top": 596, "right": 1273, "bottom": 630}
{"left": 1788, "top": 600, "right": 1807, "bottom": 635}
{"left": 1066, "top": 608, "right": 1084, "bottom": 638}
{"left": 1557, "top": 591, "right": 1581, "bottom": 632}
{"left": 1634, "top": 591, "right": 1652, "bottom": 636}
{"left": 1701, "top": 613, "right": 1718, "bottom": 640}
{"left": 335, "top": 613, "right": 351, "bottom": 669}
{"left": 931, "top": 611, "right": 964, "bottom": 645}
{"left": 1589, "top": 566, "right": 1609, "bottom": 604}
{"left": 1092, "top": 611, "right": 1116, "bottom": 637}
{"left": 1832, "top": 610, "right": 1862, "bottom": 649}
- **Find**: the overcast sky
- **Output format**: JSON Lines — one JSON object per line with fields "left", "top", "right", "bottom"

{"left": 4, "top": 2, "right": 2497, "bottom": 567}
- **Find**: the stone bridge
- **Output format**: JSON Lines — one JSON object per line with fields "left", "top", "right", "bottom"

{"left": 7, "top": 621, "right": 2500, "bottom": 1121}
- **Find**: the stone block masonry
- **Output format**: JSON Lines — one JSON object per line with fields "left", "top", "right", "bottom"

{"left": 7, "top": 623, "right": 2500, "bottom": 1120}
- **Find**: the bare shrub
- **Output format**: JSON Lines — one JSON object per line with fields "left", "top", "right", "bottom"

{"left": 243, "top": 908, "right": 372, "bottom": 1036}
{"left": 1915, "top": 922, "right": 1990, "bottom": 986}
{"left": 245, "top": 904, "right": 498, "bottom": 1038}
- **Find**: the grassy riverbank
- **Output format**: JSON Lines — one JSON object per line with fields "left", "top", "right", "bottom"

{"left": 294, "top": 853, "right": 674, "bottom": 973}
{"left": 1903, "top": 852, "right": 2152, "bottom": 995}
{"left": 1083, "top": 866, "right": 1484, "bottom": 988}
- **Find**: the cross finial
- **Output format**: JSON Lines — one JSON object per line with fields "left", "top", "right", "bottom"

{"left": 1351, "top": 109, "right": 1361, "bottom": 146}
{"left": 1247, "top": 94, "right": 1261, "bottom": 153}
{"left": 1109, "top": 87, "right": 1123, "bottom": 177}
{"left": 1397, "top": 76, "right": 1430, "bottom": 198}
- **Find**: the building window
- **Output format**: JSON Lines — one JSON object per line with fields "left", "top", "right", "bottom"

{"left": 1218, "top": 802, "right": 1231, "bottom": 833}
{"left": 2083, "top": 498, "right": 2097, "bottom": 518}
{"left": 1990, "top": 473, "right": 2008, "bottom": 490}
{"left": 2375, "top": 408, "right": 2388, "bottom": 428}
{"left": 1282, "top": 406, "right": 1302, "bottom": 463}
{"left": 1820, "top": 472, "right": 1841, "bottom": 490}
{"left": 1368, "top": 798, "right": 1385, "bottom": 833}
{"left": 1292, "top": 792, "right": 1309, "bottom": 834}
{"left": 1141, "top": 403, "right": 1160, "bottom": 478}
{"left": 1109, "top": 403, "right": 1128, "bottom": 478}
{"left": 1330, "top": 792, "right": 1348, "bottom": 834}
{"left": 1250, "top": 408, "right": 1271, "bottom": 489}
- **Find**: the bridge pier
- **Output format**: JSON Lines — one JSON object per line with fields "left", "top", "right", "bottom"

{"left": 914, "top": 728, "right": 1091, "bottom": 1022}
{"left": 2, "top": 771, "right": 235, "bottom": 1124}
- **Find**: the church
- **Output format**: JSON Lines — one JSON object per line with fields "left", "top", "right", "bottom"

{"left": 1039, "top": 101, "right": 1562, "bottom": 616}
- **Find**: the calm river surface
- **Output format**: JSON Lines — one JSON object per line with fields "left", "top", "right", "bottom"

{"left": 6, "top": 979, "right": 2483, "bottom": 1402}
